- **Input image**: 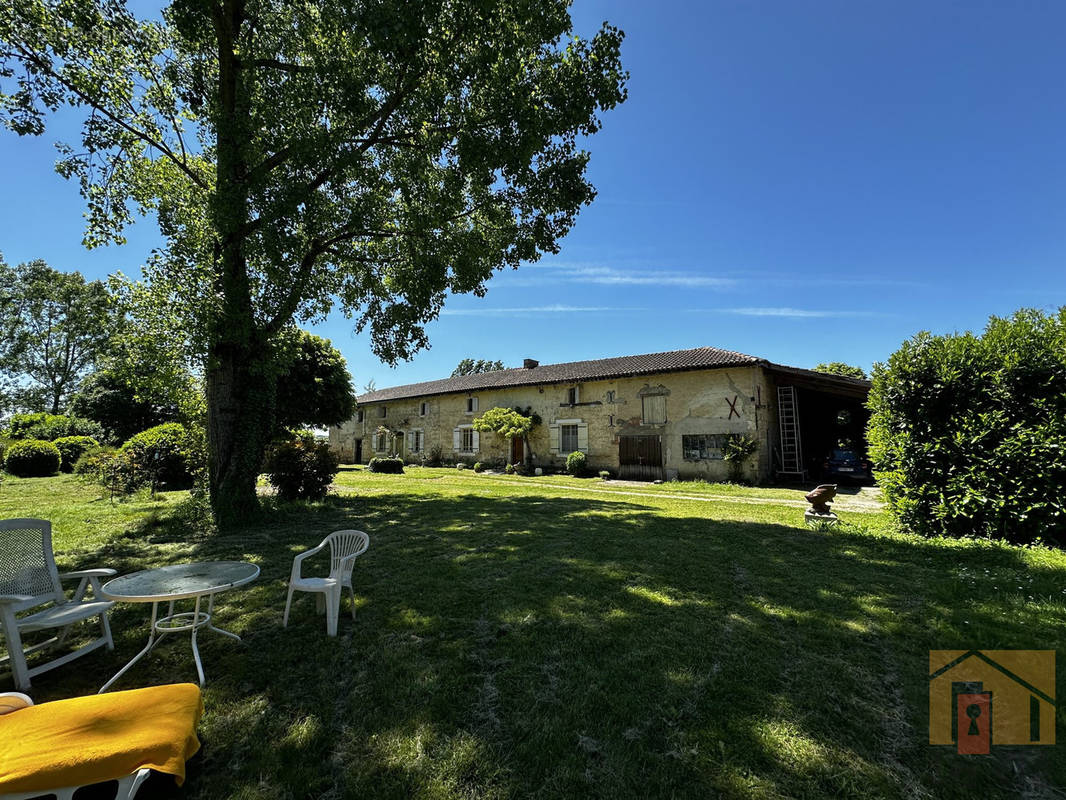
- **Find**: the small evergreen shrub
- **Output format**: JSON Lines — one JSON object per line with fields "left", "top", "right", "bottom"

{"left": 367, "top": 456, "right": 404, "bottom": 474}
{"left": 4, "top": 413, "right": 104, "bottom": 442}
{"left": 723, "top": 434, "right": 758, "bottom": 482}
{"left": 473, "top": 461, "right": 485, "bottom": 472}
{"left": 565, "top": 450, "right": 587, "bottom": 476}
{"left": 264, "top": 438, "right": 340, "bottom": 500}
{"left": 599, "top": 470, "right": 611, "bottom": 480}
{"left": 504, "top": 463, "right": 515, "bottom": 475}
{"left": 4, "top": 439, "right": 62, "bottom": 477}
{"left": 53, "top": 436, "right": 100, "bottom": 472}
{"left": 120, "top": 423, "right": 196, "bottom": 490}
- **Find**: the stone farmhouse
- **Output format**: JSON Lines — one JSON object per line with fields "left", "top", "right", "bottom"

{"left": 329, "top": 346, "right": 871, "bottom": 482}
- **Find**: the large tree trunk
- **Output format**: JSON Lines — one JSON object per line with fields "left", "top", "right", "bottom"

{"left": 206, "top": 331, "right": 276, "bottom": 526}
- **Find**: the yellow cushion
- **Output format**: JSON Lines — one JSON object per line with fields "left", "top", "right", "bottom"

{"left": 0, "top": 683, "right": 202, "bottom": 793}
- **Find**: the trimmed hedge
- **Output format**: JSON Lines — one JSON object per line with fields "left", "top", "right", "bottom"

{"left": 565, "top": 450, "right": 587, "bottom": 476}
{"left": 53, "top": 436, "right": 100, "bottom": 472}
{"left": 367, "top": 456, "right": 404, "bottom": 474}
{"left": 4, "top": 439, "right": 61, "bottom": 477}
{"left": 868, "top": 307, "right": 1066, "bottom": 545}
{"left": 4, "top": 413, "right": 104, "bottom": 442}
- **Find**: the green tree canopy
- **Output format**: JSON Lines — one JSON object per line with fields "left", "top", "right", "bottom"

{"left": 813, "top": 362, "right": 868, "bottom": 381}
{"left": 0, "top": 257, "right": 116, "bottom": 413}
{"left": 274, "top": 330, "right": 356, "bottom": 432}
{"left": 1, "top": 1, "right": 627, "bottom": 524}
{"left": 452, "top": 358, "right": 506, "bottom": 377}
{"left": 471, "top": 406, "right": 533, "bottom": 440}
{"left": 70, "top": 367, "right": 189, "bottom": 443}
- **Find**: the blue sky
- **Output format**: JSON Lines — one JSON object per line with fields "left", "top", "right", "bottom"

{"left": 2, "top": 1, "right": 1065, "bottom": 390}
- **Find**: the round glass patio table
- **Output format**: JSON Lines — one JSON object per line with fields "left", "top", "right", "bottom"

{"left": 98, "top": 561, "right": 259, "bottom": 692}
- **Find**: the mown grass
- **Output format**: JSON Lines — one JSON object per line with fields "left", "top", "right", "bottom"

{"left": 2, "top": 468, "right": 1064, "bottom": 799}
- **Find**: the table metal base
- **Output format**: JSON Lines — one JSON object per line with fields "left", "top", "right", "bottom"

{"left": 99, "top": 593, "right": 241, "bottom": 692}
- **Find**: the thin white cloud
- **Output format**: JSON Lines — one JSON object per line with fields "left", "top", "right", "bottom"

{"left": 440, "top": 304, "right": 637, "bottom": 317}
{"left": 701, "top": 307, "right": 887, "bottom": 318}
{"left": 507, "top": 263, "right": 737, "bottom": 289}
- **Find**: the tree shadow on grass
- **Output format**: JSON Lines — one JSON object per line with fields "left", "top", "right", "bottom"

{"left": 20, "top": 489, "right": 1066, "bottom": 800}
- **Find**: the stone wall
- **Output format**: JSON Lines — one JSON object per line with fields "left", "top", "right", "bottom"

{"left": 329, "top": 365, "right": 776, "bottom": 482}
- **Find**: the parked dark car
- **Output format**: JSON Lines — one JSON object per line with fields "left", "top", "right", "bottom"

{"left": 822, "top": 449, "right": 873, "bottom": 483}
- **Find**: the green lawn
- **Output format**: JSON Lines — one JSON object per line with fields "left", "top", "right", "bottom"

{"left": 2, "top": 467, "right": 1064, "bottom": 799}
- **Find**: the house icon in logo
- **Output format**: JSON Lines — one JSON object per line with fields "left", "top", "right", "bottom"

{"left": 929, "top": 650, "right": 1055, "bottom": 754}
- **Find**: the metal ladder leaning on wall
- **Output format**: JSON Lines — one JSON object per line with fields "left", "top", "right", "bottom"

{"left": 777, "top": 386, "right": 805, "bottom": 480}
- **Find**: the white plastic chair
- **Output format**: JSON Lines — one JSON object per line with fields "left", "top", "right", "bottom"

{"left": 0, "top": 519, "right": 116, "bottom": 690}
{"left": 283, "top": 530, "right": 369, "bottom": 636}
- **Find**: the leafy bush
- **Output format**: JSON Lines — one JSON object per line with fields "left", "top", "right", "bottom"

{"left": 504, "top": 463, "right": 515, "bottom": 475}
{"left": 425, "top": 444, "right": 444, "bottom": 467}
{"left": 565, "top": 450, "right": 587, "bottom": 476}
{"left": 264, "top": 438, "right": 340, "bottom": 500}
{"left": 473, "top": 461, "right": 485, "bottom": 473}
{"left": 723, "top": 434, "right": 758, "bottom": 482}
{"left": 0, "top": 438, "right": 10, "bottom": 465}
{"left": 4, "top": 439, "right": 61, "bottom": 477}
{"left": 868, "top": 308, "right": 1066, "bottom": 545}
{"left": 599, "top": 470, "right": 611, "bottom": 480}
{"left": 74, "top": 447, "right": 140, "bottom": 496}
{"left": 367, "top": 456, "right": 404, "bottom": 474}
{"left": 53, "top": 435, "right": 100, "bottom": 472}
{"left": 4, "top": 413, "right": 104, "bottom": 442}
{"left": 120, "top": 423, "right": 196, "bottom": 490}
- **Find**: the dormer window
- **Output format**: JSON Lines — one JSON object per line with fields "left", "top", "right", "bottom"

{"left": 465, "top": 396, "right": 479, "bottom": 414}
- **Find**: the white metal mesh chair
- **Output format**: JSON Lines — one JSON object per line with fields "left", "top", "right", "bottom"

{"left": 0, "top": 519, "right": 116, "bottom": 690}
{"left": 283, "top": 530, "right": 369, "bottom": 636}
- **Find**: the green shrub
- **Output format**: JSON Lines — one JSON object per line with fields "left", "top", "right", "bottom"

{"left": 120, "top": 423, "right": 196, "bottom": 490}
{"left": 473, "top": 461, "right": 485, "bottom": 473}
{"left": 599, "top": 470, "right": 611, "bottom": 480}
{"left": 74, "top": 446, "right": 141, "bottom": 496}
{"left": 565, "top": 450, "right": 587, "bottom": 476}
{"left": 366, "top": 456, "right": 404, "bottom": 474}
{"left": 264, "top": 438, "right": 340, "bottom": 500}
{"left": 425, "top": 444, "right": 444, "bottom": 467}
{"left": 504, "top": 463, "right": 515, "bottom": 475}
{"left": 0, "top": 438, "right": 10, "bottom": 465}
{"left": 869, "top": 308, "right": 1066, "bottom": 545}
{"left": 4, "top": 439, "right": 62, "bottom": 477}
{"left": 723, "top": 434, "right": 758, "bottom": 482}
{"left": 4, "top": 413, "right": 104, "bottom": 442}
{"left": 53, "top": 435, "right": 100, "bottom": 472}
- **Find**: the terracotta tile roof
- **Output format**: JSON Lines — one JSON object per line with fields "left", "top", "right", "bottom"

{"left": 357, "top": 346, "right": 765, "bottom": 403}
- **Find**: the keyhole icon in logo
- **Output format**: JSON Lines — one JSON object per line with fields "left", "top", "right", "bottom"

{"left": 956, "top": 692, "right": 992, "bottom": 754}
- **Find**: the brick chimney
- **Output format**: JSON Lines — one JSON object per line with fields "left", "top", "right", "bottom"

{"left": 523, "top": 358, "right": 539, "bottom": 369}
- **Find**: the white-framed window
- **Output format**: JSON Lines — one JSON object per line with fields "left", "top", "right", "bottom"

{"left": 465, "top": 396, "right": 479, "bottom": 414}
{"left": 420, "top": 401, "right": 428, "bottom": 416}
{"left": 560, "top": 424, "right": 578, "bottom": 453}
{"left": 453, "top": 424, "right": 479, "bottom": 454}
{"left": 378, "top": 406, "right": 388, "bottom": 418}
{"left": 682, "top": 434, "right": 727, "bottom": 461}
{"left": 549, "top": 418, "right": 588, "bottom": 455}
{"left": 642, "top": 394, "right": 667, "bottom": 424}
{"left": 567, "top": 386, "right": 579, "bottom": 405}
{"left": 408, "top": 429, "right": 424, "bottom": 454}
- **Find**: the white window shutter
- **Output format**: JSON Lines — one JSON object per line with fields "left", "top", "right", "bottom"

{"left": 407, "top": 431, "right": 414, "bottom": 450}
{"left": 453, "top": 427, "right": 461, "bottom": 451}
{"left": 549, "top": 424, "right": 560, "bottom": 454}
{"left": 472, "top": 397, "right": 479, "bottom": 412}
{"left": 577, "top": 424, "right": 589, "bottom": 453}
{"left": 472, "top": 430, "right": 480, "bottom": 452}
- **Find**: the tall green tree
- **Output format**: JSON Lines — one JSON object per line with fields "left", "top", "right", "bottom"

{"left": 274, "top": 330, "right": 356, "bottom": 433}
{"left": 0, "top": 257, "right": 115, "bottom": 413}
{"left": 1, "top": 1, "right": 626, "bottom": 524}
{"left": 813, "top": 362, "right": 868, "bottom": 381}
{"left": 451, "top": 358, "right": 506, "bottom": 377}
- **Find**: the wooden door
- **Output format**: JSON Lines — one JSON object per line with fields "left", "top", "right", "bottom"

{"left": 510, "top": 436, "right": 524, "bottom": 465}
{"left": 618, "top": 435, "right": 663, "bottom": 480}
